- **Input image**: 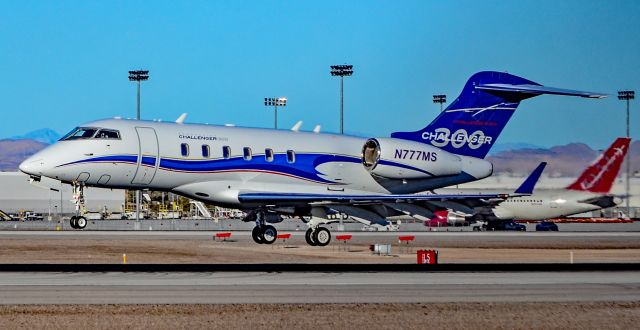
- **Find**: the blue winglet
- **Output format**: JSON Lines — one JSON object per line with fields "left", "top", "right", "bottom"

{"left": 514, "top": 162, "right": 547, "bottom": 194}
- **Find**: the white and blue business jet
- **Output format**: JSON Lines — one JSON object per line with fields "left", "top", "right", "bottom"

{"left": 19, "top": 71, "right": 603, "bottom": 245}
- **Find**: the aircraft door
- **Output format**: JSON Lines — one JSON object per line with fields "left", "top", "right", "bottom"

{"left": 131, "top": 127, "right": 159, "bottom": 185}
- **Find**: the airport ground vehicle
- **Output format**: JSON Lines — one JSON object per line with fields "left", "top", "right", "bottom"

{"left": 484, "top": 221, "right": 526, "bottom": 231}
{"left": 536, "top": 221, "right": 559, "bottom": 231}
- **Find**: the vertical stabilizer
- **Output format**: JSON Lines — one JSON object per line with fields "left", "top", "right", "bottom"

{"left": 514, "top": 162, "right": 547, "bottom": 194}
{"left": 566, "top": 138, "right": 631, "bottom": 193}
{"left": 391, "top": 71, "right": 606, "bottom": 158}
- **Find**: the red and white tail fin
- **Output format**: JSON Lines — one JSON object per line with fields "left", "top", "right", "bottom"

{"left": 566, "top": 137, "right": 631, "bottom": 193}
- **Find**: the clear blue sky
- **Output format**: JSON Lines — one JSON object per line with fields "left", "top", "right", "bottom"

{"left": 0, "top": 1, "right": 638, "bottom": 148}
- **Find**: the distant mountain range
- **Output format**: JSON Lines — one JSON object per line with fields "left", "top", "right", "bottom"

{"left": 0, "top": 128, "right": 638, "bottom": 177}
{"left": 0, "top": 139, "right": 49, "bottom": 171}
{"left": 487, "top": 141, "right": 640, "bottom": 177}
{"left": 10, "top": 128, "right": 61, "bottom": 144}
{"left": 486, "top": 143, "right": 544, "bottom": 155}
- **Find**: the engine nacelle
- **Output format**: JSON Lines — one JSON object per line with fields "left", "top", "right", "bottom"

{"left": 424, "top": 210, "right": 467, "bottom": 227}
{"left": 362, "top": 138, "right": 462, "bottom": 179}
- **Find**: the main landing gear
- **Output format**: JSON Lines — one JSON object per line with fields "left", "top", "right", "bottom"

{"left": 304, "top": 227, "right": 331, "bottom": 247}
{"left": 70, "top": 215, "right": 87, "bottom": 229}
{"left": 69, "top": 182, "right": 87, "bottom": 230}
{"left": 251, "top": 211, "right": 277, "bottom": 244}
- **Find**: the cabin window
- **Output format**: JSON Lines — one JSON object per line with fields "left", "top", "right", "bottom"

{"left": 243, "top": 147, "right": 252, "bottom": 160}
{"left": 265, "top": 148, "right": 274, "bottom": 162}
{"left": 286, "top": 150, "right": 295, "bottom": 163}
{"left": 223, "top": 146, "right": 231, "bottom": 159}
{"left": 202, "top": 145, "right": 210, "bottom": 158}
{"left": 95, "top": 129, "right": 120, "bottom": 139}
{"left": 181, "top": 143, "right": 189, "bottom": 157}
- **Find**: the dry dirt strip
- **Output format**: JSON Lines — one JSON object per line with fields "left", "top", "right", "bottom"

{"left": 0, "top": 303, "right": 639, "bottom": 330}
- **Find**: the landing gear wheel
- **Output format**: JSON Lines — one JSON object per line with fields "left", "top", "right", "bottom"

{"left": 76, "top": 216, "right": 87, "bottom": 229}
{"left": 261, "top": 225, "right": 277, "bottom": 245}
{"left": 305, "top": 228, "right": 317, "bottom": 246}
{"left": 252, "top": 226, "right": 264, "bottom": 244}
{"left": 313, "top": 227, "right": 331, "bottom": 246}
{"left": 70, "top": 216, "right": 78, "bottom": 229}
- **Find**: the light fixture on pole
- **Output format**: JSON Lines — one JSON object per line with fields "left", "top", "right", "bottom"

{"left": 433, "top": 94, "right": 447, "bottom": 112}
{"left": 128, "top": 69, "right": 149, "bottom": 224}
{"left": 264, "top": 97, "right": 287, "bottom": 129}
{"left": 618, "top": 90, "right": 635, "bottom": 218}
{"left": 330, "top": 64, "right": 353, "bottom": 135}
{"left": 128, "top": 70, "right": 149, "bottom": 121}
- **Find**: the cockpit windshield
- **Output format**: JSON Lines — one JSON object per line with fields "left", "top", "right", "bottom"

{"left": 60, "top": 127, "right": 120, "bottom": 141}
{"left": 95, "top": 129, "right": 120, "bottom": 139}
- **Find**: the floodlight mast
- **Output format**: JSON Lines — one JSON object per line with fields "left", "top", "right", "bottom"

{"left": 433, "top": 94, "right": 446, "bottom": 112}
{"left": 128, "top": 70, "right": 149, "bottom": 224}
{"left": 128, "top": 70, "right": 149, "bottom": 121}
{"left": 331, "top": 65, "right": 353, "bottom": 135}
{"left": 618, "top": 90, "right": 635, "bottom": 218}
{"left": 264, "top": 97, "right": 287, "bottom": 129}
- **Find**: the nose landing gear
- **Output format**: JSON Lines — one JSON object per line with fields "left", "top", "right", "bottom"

{"left": 69, "top": 182, "right": 87, "bottom": 230}
{"left": 251, "top": 210, "right": 277, "bottom": 244}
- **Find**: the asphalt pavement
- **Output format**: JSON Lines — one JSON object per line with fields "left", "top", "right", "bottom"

{"left": 0, "top": 271, "right": 638, "bottom": 304}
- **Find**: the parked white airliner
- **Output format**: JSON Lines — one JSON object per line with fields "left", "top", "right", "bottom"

{"left": 425, "top": 138, "right": 630, "bottom": 226}
{"left": 19, "top": 71, "right": 604, "bottom": 245}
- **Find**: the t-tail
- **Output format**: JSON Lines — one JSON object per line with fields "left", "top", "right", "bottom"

{"left": 566, "top": 137, "right": 631, "bottom": 194}
{"left": 391, "top": 71, "right": 606, "bottom": 159}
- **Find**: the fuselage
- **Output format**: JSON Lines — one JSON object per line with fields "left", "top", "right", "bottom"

{"left": 436, "top": 188, "right": 620, "bottom": 220}
{"left": 19, "top": 118, "right": 493, "bottom": 208}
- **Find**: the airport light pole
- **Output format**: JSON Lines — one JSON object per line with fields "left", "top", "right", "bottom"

{"left": 128, "top": 70, "right": 149, "bottom": 121}
{"left": 433, "top": 94, "right": 446, "bottom": 112}
{"left": 264, "top": 97, "right": 287, "bottom": 129}
{"left": 330, "top": 65, "right": 353, "bottom": 135}
{"left": 129, "top": 70, "right": 149, "bottom": 223}
{"left": 618, "top": 90, "right": 635, "bottom": 218}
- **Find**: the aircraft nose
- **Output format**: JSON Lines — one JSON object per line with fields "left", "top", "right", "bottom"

{"left": 19, "top": 157, "right": 45, "bottom": 176}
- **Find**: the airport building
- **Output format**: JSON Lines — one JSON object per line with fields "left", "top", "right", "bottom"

{"left": 0, "top": 171, "right": 124, "bottom": 215}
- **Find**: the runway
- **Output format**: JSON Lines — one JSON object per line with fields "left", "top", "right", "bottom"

{"left": 2, "top": 230, "right": 640, "bottom": 239}
{"left": 1, "top": 271, "right": 639, "bottom": 304}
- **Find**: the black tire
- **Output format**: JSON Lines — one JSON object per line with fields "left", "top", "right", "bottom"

{"left": 70, "top": 216, "right": 78, "bottom": 229}
{"left": 76, "top": 216, "right": 87, "bottom": 229}
{"left": 313, "top": 227, "right": 331, "bottom": 247}
{"left": 251, "top": 226, "right": 264, "bottom": 244}
{"left": 261, "top": 225, "right": 277, "bottom": 244}
{"left": 305, "top": 228, "right": 317, "bottom": 246}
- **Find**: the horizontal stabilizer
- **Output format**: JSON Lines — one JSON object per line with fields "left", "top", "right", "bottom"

{"left": 514, "top": 162, "right": 547, "bottom": 194}
{"left": 476, "top": 84, "right": 606, "bottom": 99}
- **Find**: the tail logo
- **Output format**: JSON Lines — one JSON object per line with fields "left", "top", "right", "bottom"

{"left": 422, "top": 128, "right": 492, "bottom": 150}
{"left": 578, "top": 145, "right": 626, "bottom": 190}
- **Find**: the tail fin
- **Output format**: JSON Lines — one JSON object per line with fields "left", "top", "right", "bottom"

{"left": 391, "top": 71, "right": 605, "bottom": 158}
{"left": 566, "top": 137, "right": 631, "bottom": 193}
{"left": 514, "top": 162, "right": 547, "bottom": 194}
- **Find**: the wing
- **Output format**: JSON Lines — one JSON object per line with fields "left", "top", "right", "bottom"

{"left": 238, "top": 192, "right": 514, "bottom": 205}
